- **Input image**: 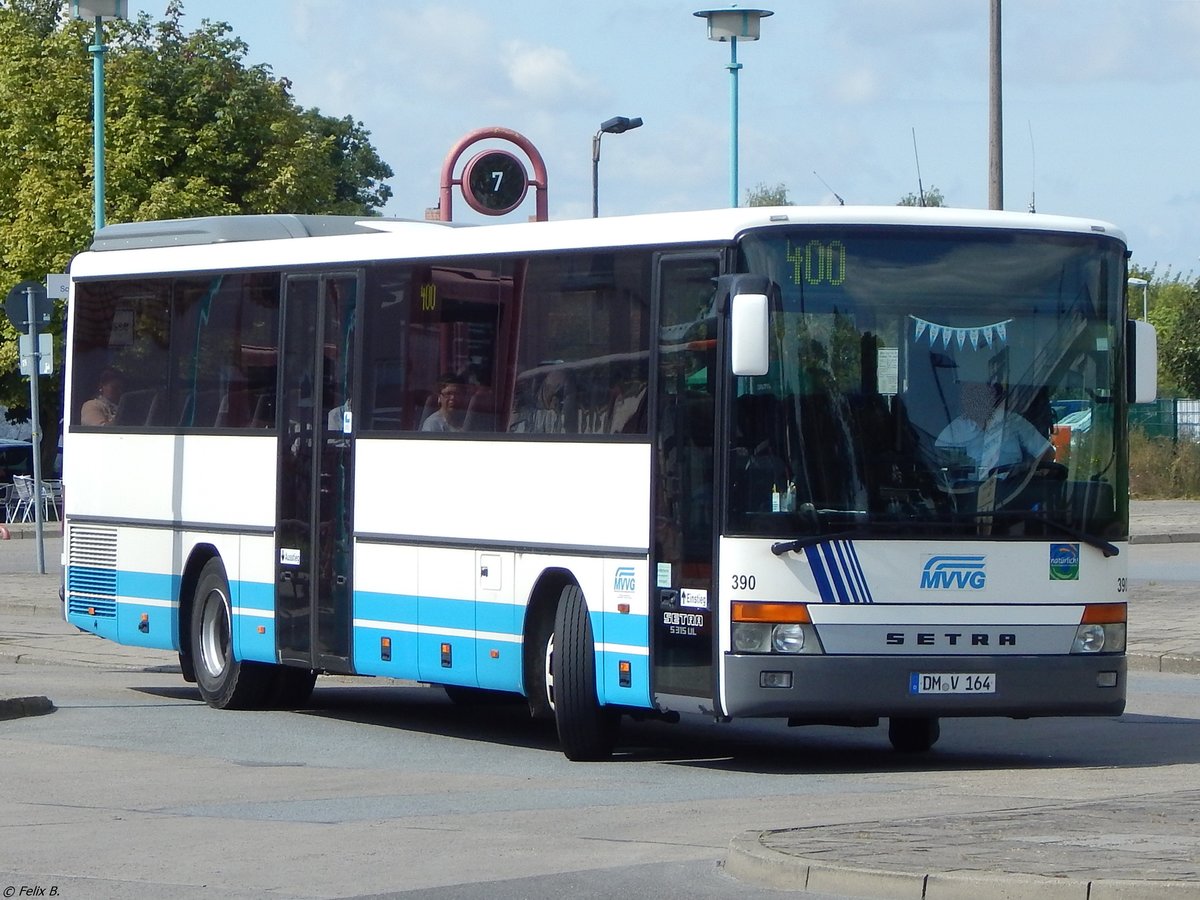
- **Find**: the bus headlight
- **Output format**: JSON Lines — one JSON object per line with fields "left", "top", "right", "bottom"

{"left": 772, "top": 623, "right": 806, "bottom": 653}
{"left": 733, "top": 623, "right": 772, "bottom": 653}
{"left": 731, "top": 602, "right": 824, "bottom": 655}
{"left": 1071, "top": 623, "right": 1126, "bottom": 654}
{"left": 1071, "top": 605, "right": 1127, "bottom": 654}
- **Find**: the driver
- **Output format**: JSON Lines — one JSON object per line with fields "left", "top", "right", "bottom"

{"left": 936, "top": 381, "right": 1053, "bottom": 478}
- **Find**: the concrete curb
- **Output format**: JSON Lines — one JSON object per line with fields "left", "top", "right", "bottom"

{"left": 1129, "top": 532, "right": 1200, "bottom": 545}
{"left": 1127, "top": 651, "right": 1200, "bottom": 675}
{"left": 725, "top": 831, "right": 1199, "bottom": 899}
{"left": 0, "top": 694, "right": 54, "bottom": 721}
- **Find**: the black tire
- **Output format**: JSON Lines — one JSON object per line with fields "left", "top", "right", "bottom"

{"left": 177, "top": 650, "right": 197, "bottom": 684}
{"left": 888, "top": 716, "right": 940, "bottom": 753}
{"left": 190, "top": 558, "right": 272, "bottom": 709}
{"left": 552, "top": 585, "right": 618, "bottom": 761}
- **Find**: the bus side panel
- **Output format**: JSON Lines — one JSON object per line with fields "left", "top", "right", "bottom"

{"left": 352, "top": 546, "right": 524, "bottom": 690}
{"left": 597, "top": 558, "right": 652, "bottom": 709}
{"left": 64, "top": 433, "right": 277, "bottom": 658}
{"left": 355, "top": 439, "right": 654, "bottom": 708}
{"left": 354, "top": 439, "right": 651, "bottom": 558}
{"left": 415, "top": 547, "right": 481, "bottom": 687}
{"left": 66, "top": 434, "right": 277, "bottom": 530}
{"left": 352, "top": 543, "right": 421, "bottom": 680}
{"left": 232, "top": 533, "right": 277, "bottom": 664}
{"left": 474, "top": 550, "right": 521, "bottom": 693}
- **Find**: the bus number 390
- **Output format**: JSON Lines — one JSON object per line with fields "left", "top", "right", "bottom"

{"left": 731, "top": 574, "right": 756, "bottom": 591}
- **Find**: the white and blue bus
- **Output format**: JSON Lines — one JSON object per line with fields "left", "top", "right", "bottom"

{"left": 62, "top": 206, "right": 1155, "bottom": 759}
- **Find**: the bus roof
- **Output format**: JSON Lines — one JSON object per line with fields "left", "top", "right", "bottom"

{"left": 71, "top": 206, "right": 1127, "bottom": 279}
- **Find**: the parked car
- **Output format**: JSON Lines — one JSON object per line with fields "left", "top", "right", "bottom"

{"left": 0, "top": 439, "right": 33, "bottom": 483}
{"left": 1056, "top": 409, "right": 1092, "bottom": 434}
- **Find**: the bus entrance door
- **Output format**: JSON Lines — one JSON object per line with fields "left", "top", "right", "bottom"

{"left": 652, "top": 254, "right": 720, "bottom": 703}
{"left": 275, "top": 273, "right": 359, "bottom": 673}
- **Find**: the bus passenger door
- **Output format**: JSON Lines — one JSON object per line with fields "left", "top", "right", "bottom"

{"left": 276, "top": 273, "right": 359, "bottom": 673}
{"left": 652, "top": 254, "right": 721, "bottom": 702}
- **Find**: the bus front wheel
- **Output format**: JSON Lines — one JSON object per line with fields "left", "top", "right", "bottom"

{"left": 888, "top": 716, "right": 940, "bottom": 753}
{"left": 190, "top": 558, "right": 271, "bottom": 709}
{"left": 552, "top": 585, "right": 618, "bottom": 761}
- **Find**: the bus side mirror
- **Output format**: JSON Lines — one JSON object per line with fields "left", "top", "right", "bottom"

{"left": 731, "top": 293, "right": 769, "bottom": 376}
{"left": 1129, "top": 319, "right": 1157, "bottom": 404}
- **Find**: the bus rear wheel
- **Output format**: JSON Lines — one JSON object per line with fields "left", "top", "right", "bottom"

{"left": 190, "top": 558, "right": 272, "bottom": 709}
{"left": 888, "top": 716, "right": 940, "bottom": 753}
{"left": 552, "top": 585, "right": 618, "bottom": 761}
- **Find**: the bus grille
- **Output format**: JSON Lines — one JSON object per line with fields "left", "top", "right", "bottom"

{"left": 68, "top": 526, "right": 118, "bottom": 619}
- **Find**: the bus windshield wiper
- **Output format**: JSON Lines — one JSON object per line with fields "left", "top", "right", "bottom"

{"left": 771, "top": 530, "right": 864, "bottom": 556}
{"left": 1018, "top": 511, "right": 1120, "bottom": 557}
{"left": 771, "top": 513, "right": 1119, "bottom": 558}
{"left": 950, "top": 510, "right": 1120, "bottom": 558}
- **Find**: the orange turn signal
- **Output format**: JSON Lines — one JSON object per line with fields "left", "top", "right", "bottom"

{"left": 732, "top": 601, "right": 811, "bottom": 624}
{"left": 1082, "top": 603, "right": 1126, "bottom": 625}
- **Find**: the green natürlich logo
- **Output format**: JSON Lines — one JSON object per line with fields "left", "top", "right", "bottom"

{"left": 1049, "top": 543, "right": 1080, "bottom": 580}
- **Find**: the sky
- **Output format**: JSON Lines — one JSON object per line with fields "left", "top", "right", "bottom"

{"left": 121, "top": 0, "right": 1200, "bottom": 279}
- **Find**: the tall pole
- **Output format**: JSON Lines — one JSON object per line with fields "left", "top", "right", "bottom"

{"left": 591, "top": 132, "right": 602, "bottom": 218}
{"left": 90, "top": 15, "right": 107, "bottom": 231}
{"left": 988, "top": 0, "right": 1003, "bottom": 210}
{"left": 728, "top": 36, "right": 741, "bottom": 208}
{"left": 24, "top": 286, "right": 46, "bottom": 574}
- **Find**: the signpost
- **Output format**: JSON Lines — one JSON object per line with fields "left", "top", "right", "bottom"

{"left": 4, "top": 278, "right": 59, "bottom": 574}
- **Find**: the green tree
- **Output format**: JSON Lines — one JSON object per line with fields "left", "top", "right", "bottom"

{"left": 1145, "top": 271, "right": 1200, "bottom": 396}
{"left": 745, "top": 182, "right": 789, "bottom": 207}
{"left": 0, "top": 0, "right": 393, "bottom": 452}
{"left": 897, "top": 185, "right": 945, "bottom": 207}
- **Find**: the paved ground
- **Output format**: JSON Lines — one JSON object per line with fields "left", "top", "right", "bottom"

{"left": 2, "top": 502, "right": 1199, "bottom": 898}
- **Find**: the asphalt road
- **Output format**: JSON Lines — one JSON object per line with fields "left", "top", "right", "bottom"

{"left": 1, "top": 660, "right": 1198, "bottom": 898}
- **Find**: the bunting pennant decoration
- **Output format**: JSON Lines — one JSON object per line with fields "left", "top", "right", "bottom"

{"left": 910, "top": 315, "right": 1012, "bottom": 351}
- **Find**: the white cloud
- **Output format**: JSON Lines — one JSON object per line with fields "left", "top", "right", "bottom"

{"left": 503, "top": 40, "right": 601, "bottom": 107}
{"left": 834, "top": 67, "right": 880, "bottom": 105}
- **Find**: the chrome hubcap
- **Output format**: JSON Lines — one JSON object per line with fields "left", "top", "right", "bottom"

{"left": 198, "top": 588, "right": 230, "bottom": 678}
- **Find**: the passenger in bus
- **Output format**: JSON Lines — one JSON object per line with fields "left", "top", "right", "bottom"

{"left": 936, "top": 381, "right": 1053, "bottom": 477}
{"left": 79, "top": 368, "right": 125, "bottom": 426}
{"left": 421, "top": 374, "right": 468, "bottom": 432}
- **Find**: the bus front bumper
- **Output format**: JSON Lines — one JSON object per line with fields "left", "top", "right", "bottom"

{"left": 721, "top": 653, "right": 1126, "bottom": 720}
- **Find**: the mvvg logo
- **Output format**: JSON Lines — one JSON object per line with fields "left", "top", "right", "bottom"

{"left": 613, "top": 566, "right": 636, "bottom": 593}
{"left": 920, "top": 555, "right": 987, "bottom": 590}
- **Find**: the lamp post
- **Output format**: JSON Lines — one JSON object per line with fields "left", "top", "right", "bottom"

{"left": 592, "top": 115, "right": 643, "bottom": 218}
{"left": 72, "top": 1, "right": 127, "bottom": 233}
{"left": 1128, "top": 276, "right": 1149, "bottom": 321}
{"left": 694, "top": 6, "right": 773, "bottom": 208}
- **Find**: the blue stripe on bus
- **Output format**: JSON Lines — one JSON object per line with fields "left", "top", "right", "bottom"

{"left": 803, "top": 541, "right": 873, "bottom": 604}
{"left": 66, "top": 570, "right": 649, "bottom": 705}
{"left": 842, "top": 541, "right": 874, "bottom": 603}
{"left": 237, "top": 579, "right": 275, "bottom": 611}
{"left": 819, "top": 542, "right": 852, "bottom": 602}
{"left": 803, "top": 545, "right": 837, "bottom": 603}
{"left": 596, "top": 610, "right": 649, "bottom": 648}
{"left": 117, "top": 570, "right": 177, "bottom": 601}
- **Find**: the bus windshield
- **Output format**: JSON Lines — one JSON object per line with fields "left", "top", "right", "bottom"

{"left": 732, "top": 226, "right": 1127, "bottom": 543}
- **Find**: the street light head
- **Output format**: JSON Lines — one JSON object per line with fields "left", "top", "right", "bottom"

{"left": 1127, "top": 277, "right": 1149, "bottom": 287}
{"left": 72, "top": 0, "right": 127, "bottom": 19}
{"left": 694, "top": 7, "right": 773, "bottom": 42}
{"left": 600, "top": 116, "right": 644, "bottom": 135}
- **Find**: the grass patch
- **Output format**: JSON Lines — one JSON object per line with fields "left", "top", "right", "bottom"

{"left": 1129, "top": 430, "right": 1200, "bottom": 498}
